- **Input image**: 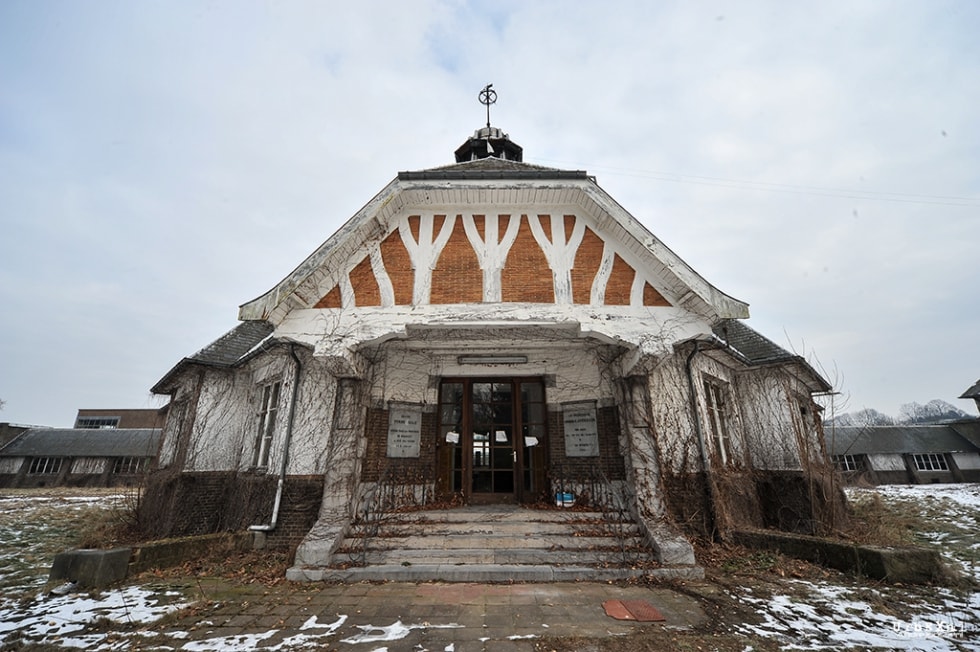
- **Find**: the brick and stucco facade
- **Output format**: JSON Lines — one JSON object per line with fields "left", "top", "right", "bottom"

{"left": 146, "top": 126, "right": 837, "bottom": 568}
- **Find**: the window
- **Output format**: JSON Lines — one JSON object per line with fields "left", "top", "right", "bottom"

{"left": 252, "top": 381, "right": 282, "bottom": 468}
{"left": 75, "top": 416, "right": 120, "bottom": 429}
{"left": 833, "top": 454, "right": 863, "bottom": 472}
{"left": 112, "top": 457, "right": 148, "bottom": 474}
{"left": 28, "top": 457, "right": 64, "bottom": 475}
{"left": 912, "top": 453, "right": 948, "bottom": 472}
{"left": 703, "top": 378, "right": 734, "bottom": 464}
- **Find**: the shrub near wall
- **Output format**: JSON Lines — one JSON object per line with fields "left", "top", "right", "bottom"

{"left": 661, "top": 469, "right": 848, "bottom": 539}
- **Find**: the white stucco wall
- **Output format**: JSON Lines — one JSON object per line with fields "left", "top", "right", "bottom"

{"left": 952, "top": 452, "right": 980, "bottom": 470}
{"left": 273, "top": 357, "right": 338, "bottom": 476}
{"left": 184, "top": 369, "right": 252, "bottom": 472}
{"left": 734, "top": 370, "right": 825, "bottom": 471}
{"left": 867, "top": 453, "right": 907, "bottom": 471}
{"left": 366, "top": 337, "right": 617, "bottom": 408}
{"left": 0, "top": 457, "right": 22, "bottom": 473}
{"left": 72, "top": 458, "right": 106, "bottom": 474}
{"left": 647, "top": 355, "right": 700, "bottom": 473}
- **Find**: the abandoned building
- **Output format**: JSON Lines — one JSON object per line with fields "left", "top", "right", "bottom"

{"left": 830, "top": 421, "right": 980, "bottom": 485}
{"left": 0, "top": 409, "right": 164, "bottom": 488}
{"left": 144, "top": 115, "right": 837, "bottom": 581}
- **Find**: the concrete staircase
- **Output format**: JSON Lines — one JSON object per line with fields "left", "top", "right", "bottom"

{"left": 286, "top": 505, "right": 703, "bottom": 582}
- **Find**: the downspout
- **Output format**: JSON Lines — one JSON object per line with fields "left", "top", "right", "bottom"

{"left": 250, "top": 344, "right": 302, "bottom": 533}
{"left": 685, "top": 341, "right": 721, "bottom": 539}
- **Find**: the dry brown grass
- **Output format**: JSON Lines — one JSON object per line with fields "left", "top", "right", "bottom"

{"left": 842, "top": 491, "right": 927, "bottom": 547}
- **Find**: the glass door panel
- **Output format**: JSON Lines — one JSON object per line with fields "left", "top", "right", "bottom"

{"left": 471, "top": 382, "right": 514, "bottom": 498}
{"left": 437, "top": 378, "right": 547, "bottom": 503}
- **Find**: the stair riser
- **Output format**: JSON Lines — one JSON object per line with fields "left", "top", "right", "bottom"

{"left": 359, "top": 510, "right": 628, "bottom": 525}
{"left": 342, "top": 550, "right": 656, "bottom": 566}
{"left": 340, "top": 535, "right": 646, "bottom": 551}
{"left": 353, "top": 523, "right": 640, "bottom": 537}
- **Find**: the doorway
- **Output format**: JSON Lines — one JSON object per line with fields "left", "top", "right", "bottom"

{"left": 437, "top": 378, "right": 548, "bottom": 504}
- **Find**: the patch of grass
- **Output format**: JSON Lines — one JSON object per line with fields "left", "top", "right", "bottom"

{"left": 846, "top": 487, "right": 980, "bottom": 583}
{"left": 719, "top": 550, "right": 780, "bottom": 573}
{"left": 843, "top": 492, "right": 924, "bottom": 547}
{"left": 0, "top": 493, "right": 126, "bottom": 594}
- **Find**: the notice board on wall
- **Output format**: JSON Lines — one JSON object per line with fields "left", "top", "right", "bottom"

{"left": 562, "top": 400, "right": 599, "bottom": 457}
{"left": 387, "top": 403, "right": 422, "bottom": 458}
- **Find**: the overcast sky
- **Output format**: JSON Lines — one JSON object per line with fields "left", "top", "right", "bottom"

{"left": 1, "top": 1, "right": 978, "bottom": 427}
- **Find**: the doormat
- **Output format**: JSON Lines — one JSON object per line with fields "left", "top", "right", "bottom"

{"left": 602, "top": 599, "right": 666, "bottom": 622}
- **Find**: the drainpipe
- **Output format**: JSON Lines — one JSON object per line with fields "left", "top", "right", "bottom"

{"left": 250, "top": 344, "right": 302, "bottom": 534}
{"left": 685, "top": 341, "right": 720, "bottom": 539}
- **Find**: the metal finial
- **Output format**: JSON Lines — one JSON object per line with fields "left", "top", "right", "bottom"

{"left": 479, "top": 83, "right": 497, "bottom": 129}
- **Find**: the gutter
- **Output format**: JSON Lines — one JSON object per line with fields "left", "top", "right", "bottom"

{"left": 685, "top": 341, "right": 721, "bottom": 539}
{"left": 249, "top": 344, "right": 302, "bottom": 533}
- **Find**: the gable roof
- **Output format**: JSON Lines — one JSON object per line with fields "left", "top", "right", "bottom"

{"left": 0, "top": 428, "right": 161, "bottom": 458}
{"left": 827, "top": 424, "right": 980, "bottom": 456}
{"left": 151, "top": 321, "right": 274, "bottom": 394}
{"left": 960, "top": 379, "right": 980, "bottom": 400}
{"left": 237, "top": 156, "right": 749, "bottom": 325}
{"left": 950, "top": 420, "right": 980, "bottom": 448}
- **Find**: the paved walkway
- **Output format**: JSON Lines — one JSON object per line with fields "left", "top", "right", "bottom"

{"left": 160, "top": 580, "right": 707, "bottom": 651}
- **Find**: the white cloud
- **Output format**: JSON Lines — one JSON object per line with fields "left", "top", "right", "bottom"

{"left": 0, "top": 0, "right": 977, "bottom": 424}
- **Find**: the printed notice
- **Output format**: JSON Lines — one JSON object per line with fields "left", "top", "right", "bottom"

{"left": 563, "top": 401, "right": 599, "bottom": 457}
{"left": 495, "top": 430, "right": 508, "bottom": 442}
{"left": 524, "top": 436, "right": 539, "bottom": 448}
{"left": 445, "top": 431, "right": 460, "bottom": 444}
{"left": 387, "top": 403, "right": 422, "bottom": 458}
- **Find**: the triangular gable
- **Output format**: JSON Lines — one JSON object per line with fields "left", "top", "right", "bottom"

{"left": 239, "top": 159, "right": 748, "bottom": 324}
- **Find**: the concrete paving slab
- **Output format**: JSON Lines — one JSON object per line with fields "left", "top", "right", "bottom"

{"left": 148, "top": 579, "right": 706, "bottom": 651}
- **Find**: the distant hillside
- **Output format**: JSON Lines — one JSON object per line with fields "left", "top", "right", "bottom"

{"left": 826, "top": 399, "right": 972, "bottom": 427}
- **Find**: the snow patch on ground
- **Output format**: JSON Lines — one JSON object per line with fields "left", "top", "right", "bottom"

{"left": 340, "top": 620, "right": 464, "bottom": 645}
{"left": 739, "top": 484, "right": 980, "bottom": 650}
{"left": 0, "top": 585, "right": 189, "bottom": 649}
{"left": 736, "top": 579, "right": 978, "bottom": 651}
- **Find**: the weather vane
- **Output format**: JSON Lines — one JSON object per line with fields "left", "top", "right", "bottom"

{"left": 479, "top": 83, "right": 497, "bottom": 129}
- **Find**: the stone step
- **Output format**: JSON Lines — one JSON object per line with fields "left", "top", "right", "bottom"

{"left": 323, "top": 505, "right": 662, "bottom": 573}
{"left": 333, "top": 548, "right": 657, "bottom": 566}
{"left": 287, "top": 563, "right": 705, "bottom": 584}
{"left": 339, "top": 534, "right": 646, "bottom": 552}
{"left": 352, "top": 520, "right": 641, "bottom": 537}
{"left": 360, "top": 507, "right": 628, "bottom": 525}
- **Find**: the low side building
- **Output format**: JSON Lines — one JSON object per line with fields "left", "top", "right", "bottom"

{"left": 0, "top": 408, "right": 166, "bottom": 488}
{"left": 830, "top": 422, "right": 980, "bottom": 484}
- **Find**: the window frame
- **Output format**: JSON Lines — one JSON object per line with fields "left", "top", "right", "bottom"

{"left": 911, "top": 453, "right": 948, "bottom": 472}
{"left": 833, "top": 454, "right": 863, "bottom": 472}
{"left": 112, "top": 456, "right": 148, "bottom": 475}
{"left": 702, "top": 377, "right": 734, "bottom": 465}
{"left": 75, "top": 416, "right": 120, "bottom": 429}
{"left": 28, "top": 457, "right": 65, "bottom": 475}
{"left": 252, "top": 380, "right": 282, "bottom": 469}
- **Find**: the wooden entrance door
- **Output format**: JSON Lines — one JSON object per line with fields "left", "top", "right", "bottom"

{"left": 437, "top": 378, "right": 548, "bottom": 504}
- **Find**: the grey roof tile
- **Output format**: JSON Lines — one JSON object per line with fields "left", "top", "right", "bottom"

{"left": 712, "top": 319, "right": 794, "bottom": 365}
{"left": 151, "top": 321, "right": 275, "bottom": 394}
{"left": 0, "top": 428, "right": 161, "bottom": 458}
{"left": 399, "top": 156, "right": 587, "bottom": 181}
{"left": 827, "top": 425, "right": 980, "bottom": 456}
{"left": 189, "top": 321, "right": 275, "bottom": 367}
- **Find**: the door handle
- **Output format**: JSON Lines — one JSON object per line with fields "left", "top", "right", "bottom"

{"left": 512, "top": 451, "right": 517, "bottom": 462}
